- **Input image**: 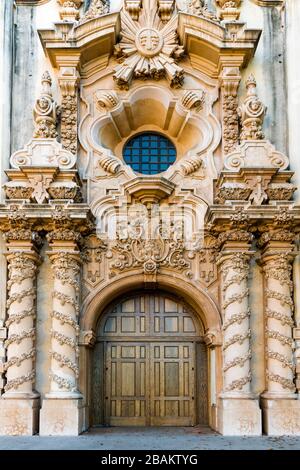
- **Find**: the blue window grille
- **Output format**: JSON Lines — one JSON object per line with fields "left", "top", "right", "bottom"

{"left": 123, "top": 133, "right": 176, "bottom": 174}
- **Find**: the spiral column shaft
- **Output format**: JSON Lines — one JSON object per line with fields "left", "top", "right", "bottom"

{"left": 262, "top": 252, "right": 296, "bottom": 397}
{"left": 220, "top": 252, "right": 252, "bottom": 395}
{"left": 48, "top": 252, "right": 80, "bottom": 396}
{"left": 4, "top": 251, "right": 39, "bottom": 397}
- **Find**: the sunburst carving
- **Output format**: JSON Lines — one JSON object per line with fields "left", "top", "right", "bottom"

{"left": 113, "top": 0, "right": 184, "bottom": 89}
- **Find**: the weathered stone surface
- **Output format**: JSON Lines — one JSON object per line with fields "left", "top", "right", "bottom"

{"left": 0, "top": 398, "right": 39, "bottom": 435}
{"left": 39, "top": 398, "right": 83, "bottom": 436}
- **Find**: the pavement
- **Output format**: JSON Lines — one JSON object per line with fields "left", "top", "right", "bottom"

{"left": 0, "top": 426, "right": 300, "bottom": 450}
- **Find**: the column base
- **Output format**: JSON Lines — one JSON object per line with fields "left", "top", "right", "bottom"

{"left": 39, "top": 398, "right": 83, "bottom": 436}
{"left": 261, "top": 398, "right": 300, "bottom": 435}
{"left": 218, "top": 397, "right": 262, "bottom": 435}
{"left": 0, "top": 397, "right": 39, "bottom": 435}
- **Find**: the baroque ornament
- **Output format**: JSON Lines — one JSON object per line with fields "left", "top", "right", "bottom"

{"left": 113, "top": 0, "right": 185, "bottom": 89}
{"left": 220, "top": 253, "right": 252, "bottom": 394}
{"left": 80, "top": 0, "right": 109, "bottom": 23}
{"left": 262, "top": 252, "right": 296, "bottom": 396}
{"left": 33, "top": 72, "right": 57, "bottom": 139}
{"left": 109, "top": 222, "right": 192, "bottom": 278}
{"left": 186, "top": 0, "right": 219, "bottom": 21}
{"left": 238, "top": 75, "right": 266, "bottom": 141}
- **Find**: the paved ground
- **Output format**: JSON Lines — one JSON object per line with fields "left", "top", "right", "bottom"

{"left": 0, "top": 426, "right": 300, "bottom": 450}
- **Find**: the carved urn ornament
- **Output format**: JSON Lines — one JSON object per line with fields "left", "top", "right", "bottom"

{"left": 113, "top": 0, "right": 185, "bottom": 89}
{"left": 238, "top": 75, "right": 267, "bottom": 141}
{"left": 33, "top": 71, "right": 57, "bottom": 139}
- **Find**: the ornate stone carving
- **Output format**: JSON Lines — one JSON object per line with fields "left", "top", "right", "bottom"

{"left": 220, "top": 253, "right": 253, "bottom": 395}
{"left": 97, "top": 149, "right": 122, "bottom": 174}
{"left": 220, "top": 67, "right": 241, "bottom": 155}
{"left": 80, "top": 0, "right": 109, "bottom": 23}
{"left": 198, "top": 247, "right": 218, "bottom": 286}
{"left": 48, "top": 252, "right": 81, "bottom": 395}
{"left": 181, "top": 90, "right": 205, "bottom": 110}
{"left": 57, "top": 1, "right": 83, "bottom": 21}
{"left": 33, "top": 72, "right": 57, "bottom": 139}
{"left": 215, "top": 0, "right": 241, "bottom": 21}
{"left": 3, "top": 252, "right": 40, "bottom": 396}
{"left": 95, "top": 91, "right": 119, "bottom": 111}
{"left": 109, "top": 222, "right": 193, "bottom": 278}
{"left": 113, "top": 0, "right": 185, "bottom": 89}
{"left": 186, "top": 0, "right": 219, "bottom": 21}
{"left": 215, "top": 185, "right": 252, "bottom": 204}
{"left": 10, "top": 137, "right": 77, "bottom": 169}
{"left": 27, "top": 171, "right": 56, "bottom": 205}
{"left": 157, "top": 0, "right": 174, "bottom": 22}
{"left": 180, "top": 154, "right": 204, "bottom": 176}
{"left": 4, "top": 187, "right": 33, "bottom": 200}
{"left": 82, "top": 235, "right": 107, "bottom": 288}
{"left": 125, "top": 0, "right": 142, "bottom": 21}
{"left": 266, "top": 183, "right": 296, "bottom": 201}
{"left": 238, "top": 75, "right": 266, "bottom": 141}
{"left": 79, "top": 330, "right": 96, "bottom": 347}
{"left": 262, "top": 252, "right": 296, "bottom": 397}
{"left": 58, "top": 67, "right": 79, "bottom": 155}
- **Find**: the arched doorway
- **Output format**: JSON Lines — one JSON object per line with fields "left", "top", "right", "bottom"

{"left": 91, "top": 291, "right": 208, "bottom": 427}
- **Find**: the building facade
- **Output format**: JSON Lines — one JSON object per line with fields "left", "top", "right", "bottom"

{"left": 0, "top": 0, "right": 300, "bottom": 436}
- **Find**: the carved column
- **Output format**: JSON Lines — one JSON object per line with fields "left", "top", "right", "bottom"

{"left": 259, "top": 218, "right": 300, "bottom": 435}
{"left": 220, "top": 252, "right": 252, "bottom": 396}
{"left": 39, "top": 207, "right": 90, "bottom": 436}
{"left": 216, "top": 227, "right": 261, "bottom": 435}
{"left": 0, "top": 212, "right": 41, "bottom": 435}
{"left": 262, "top": 253, "right": 295, "bottom": 396}
{"left": 48, "top": 252, "right": 80, "bottom": 396}
{"left": 219, "top": 67, "right": 241, "bottom": 155}
{"left": 4, "top": 252, "right": 40, "bottom": 397}
{"left": 58, "top": 66, "right": 79, "bottom": 156}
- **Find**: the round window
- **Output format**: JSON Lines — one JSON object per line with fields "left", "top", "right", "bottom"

{"left": 123, "top": 132, "right": 176, "bottom": 175}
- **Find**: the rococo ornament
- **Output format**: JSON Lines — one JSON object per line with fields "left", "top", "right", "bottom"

{"left": 113, "top": 0, "right": 185, "bottom": 89}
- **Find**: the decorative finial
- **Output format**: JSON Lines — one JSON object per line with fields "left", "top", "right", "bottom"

{"left": 33, "top": 72, "right": 57, "bottom": 139}
{"left": 215, "top": 0, "right": 241, "bottom": 22}
{"left": 57, "top": 1, "right": 83, "bottom": 22}
{"left": 238, "top": 74, "right": 267, "bottom": 141}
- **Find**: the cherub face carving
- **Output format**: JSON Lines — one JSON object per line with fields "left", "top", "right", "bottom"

{"left": 136, "top": 28, "right": 163, "bottom": 57}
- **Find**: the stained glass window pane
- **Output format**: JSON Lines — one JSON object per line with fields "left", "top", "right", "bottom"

{"left": 123, "top": 132, "right": 176, "bottom": 174}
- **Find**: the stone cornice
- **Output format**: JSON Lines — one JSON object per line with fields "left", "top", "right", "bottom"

{"left": 38, "top": 13, "right": 120, "bottom": 68}
{"left": 0, "top": 203, "right": 93, "bottom": 234}
{"left": 178, "top": 13, "right": 261, "bottom": 78}
{"left": 205, "top": 202, "right": 300, "bottom": 229}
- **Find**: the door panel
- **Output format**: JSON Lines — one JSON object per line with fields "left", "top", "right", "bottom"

{"left": 150, "top": 342, "right": 195, "bottom": 426}
{"left": 105, "top": 343, "right": 148, "bottom": 425}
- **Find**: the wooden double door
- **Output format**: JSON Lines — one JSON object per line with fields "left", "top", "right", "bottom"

{"left": 105, "top": 341, "right": 195, "bottom": 426}
{"left": 92, "top": 293, "right": 207, "bottom": 426}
